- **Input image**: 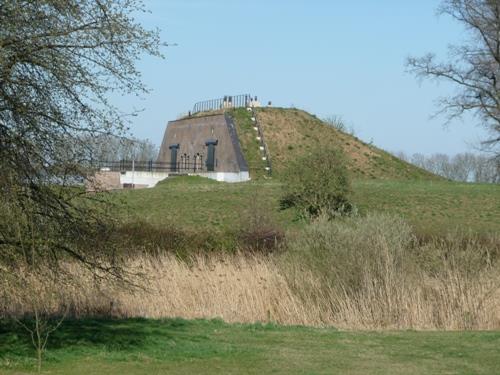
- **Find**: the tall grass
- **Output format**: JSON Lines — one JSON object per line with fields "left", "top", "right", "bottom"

{"left": 283, "top": 214, "right": 500, "bottom": 329}
{"left": 2, "top": 254, "right": 323, "bottom": 325}
{"left": 3, "top": 214, "right": 500, "bottom": 330}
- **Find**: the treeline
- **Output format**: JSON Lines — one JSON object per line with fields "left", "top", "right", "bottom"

{"left": 395, "top": 152, "right": 499, "bottom": 183}
{"left": 84, "top": 135, "right": 159, "bottom": 162}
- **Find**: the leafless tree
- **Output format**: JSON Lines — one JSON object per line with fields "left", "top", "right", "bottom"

{"left": 452, "top": 152, "right": 477, "bottom": 180}
{"left": 472, "top": 153, "right": 500, "bottom": 181}
{"left": 407, "top": 0, "right": 500, "bottom": 160}
{"left": 409, "top": 153, "right": 427, "bottom": 170}
{"left": 0, "top": 0, "right": 163, "bottom": 294}
{"left": 396, "top": 151, "right": 499, "bottom": 182}
{"left": 84, "top": 135, "right": 159, "bottom": 162}
{"left": 13, "top": 269, "right": 68, "bottom": 374}
{"left": 322, "top": 115, "right": 357, "bottom": 136}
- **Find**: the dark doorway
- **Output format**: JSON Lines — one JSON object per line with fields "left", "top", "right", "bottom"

{"left": 205, "top": 139, "right": 218, "bottom": 172}
{"left": 169, "top": 144, "right": 179, "bottom": 171}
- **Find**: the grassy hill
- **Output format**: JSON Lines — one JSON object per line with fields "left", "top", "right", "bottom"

{"left": 229, "top": 107, "right": 438, "bottom": 180}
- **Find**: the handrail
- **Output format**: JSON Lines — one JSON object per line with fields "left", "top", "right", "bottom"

{"left": 192, "top": 94, "right": 252, "bottom": 114}
{"left": 92, "top": 160, "right": 207, "bottom": 173}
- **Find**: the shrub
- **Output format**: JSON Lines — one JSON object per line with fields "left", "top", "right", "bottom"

{"left": 108, "top": 221, "right": 238, "bottom": 259}
{"left": 323, "top": 115, "right": 347, "bottom": 132}
{"left": 280, "top": 145, "right": 353, "bottom": 218}
{"left": 236, "top": 193, "right": 285, "bottom": 253}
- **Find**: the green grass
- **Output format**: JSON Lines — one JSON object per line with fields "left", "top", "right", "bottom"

{"left": 2, "top": 318, "right": 500, "bottom": 374}
{"left": 229, "top": 108, "right": 269, "bottom": 179}
{"left": 352, "top": 179, "right": 500, "bottom": 235}
{"left": 252, "top": 107, "right": 438, "bottom": 180}
{"left": 113, "top": 176, "right": 499, "bottom": 236}
{"left": 114, "top": 176, "right": 293, "bottom": 231}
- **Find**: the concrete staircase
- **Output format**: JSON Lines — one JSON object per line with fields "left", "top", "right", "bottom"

{"left": 249, "top": 107, "right": 272, "bottom": 176}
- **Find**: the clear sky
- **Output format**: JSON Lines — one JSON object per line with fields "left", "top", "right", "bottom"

{"left": 117, "top": 0, "right": 488, "bottom": 155}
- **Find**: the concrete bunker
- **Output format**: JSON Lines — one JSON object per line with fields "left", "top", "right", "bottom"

{"left": 88, "top": 94, "right": 266, "bottom": 190}
{"left": 157, "top": 113, "right": 250, "bottom": 182}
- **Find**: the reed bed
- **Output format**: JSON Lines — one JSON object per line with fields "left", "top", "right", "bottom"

{"left": 3, "top": 214, "right": 500, "bottom": 330}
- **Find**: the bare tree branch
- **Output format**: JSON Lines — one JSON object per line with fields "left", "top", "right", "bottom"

{"left": 407, "top": 0, "right": 500, "bottom": 157}
{"left": 0, "top": 0, "right": 163, "bottom": 278}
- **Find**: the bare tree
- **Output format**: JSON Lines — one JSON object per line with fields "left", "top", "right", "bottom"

{"left": 322, "top": 115, "right": 357, "bottom": 136}
{"left": 84, "top": 134, "right": 159, "bottom": 162}
{"left": 452, "top": 152, "right": 477, "bottom": 180}
{"left": 395, "top": 150, "right": 499, "bottom": 182}
{"left": 407, "top": 0, "right": 500, "bottom": 159}
{"left": 0, "top": 0, "right": 163, "bottom": 271}
{"left": 409, "top": 153, "right": 427, "bottom": 170}
{"left": 473, "top": 153, "right": 500, "bottom": 181}
{"left": 14, "top": 269, "right": 68, "bottom": 374}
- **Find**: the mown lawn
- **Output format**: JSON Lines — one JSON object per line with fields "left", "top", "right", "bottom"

{"left": 1, "top": 318, "right": 500, "bottom": 374}
{"left": 112, "top": 176, "right": 499, "bottom": 235}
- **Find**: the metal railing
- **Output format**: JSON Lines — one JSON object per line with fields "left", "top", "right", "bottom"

{"left": 94, "top": 160, "right": 207, "bottom": 173}
{"left": 192, "top": 94, "right": 252, "bottom": 114}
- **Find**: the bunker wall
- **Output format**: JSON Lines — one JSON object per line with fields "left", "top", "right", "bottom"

{"left": 157, "top": 114, "right": 248, "bottom": 173}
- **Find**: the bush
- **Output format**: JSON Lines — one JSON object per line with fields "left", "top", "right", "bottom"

{"left": 236, "top": 193, "right": 285, "bottom": 253}
{"left": 107, "top": 221, "right": 238, "bottom": 259}
{"left": 280, "top": 146, "right": 353, "bottom": 218}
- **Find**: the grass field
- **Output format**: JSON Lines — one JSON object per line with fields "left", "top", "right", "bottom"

{"left": 2, "top": 318, "right": 500, "bottom": 374}
{"left": 114, "top": 176, "right": 500, "bottom": 235}
{"left": 352, "top": 179, "right": 500, "bottom": 235}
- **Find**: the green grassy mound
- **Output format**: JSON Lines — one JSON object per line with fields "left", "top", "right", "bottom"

{"left": 1, "top": 318, "right": 499, "bottom": 374}
{"left": 230, "top": 107, "right": 438, "bottom": 180}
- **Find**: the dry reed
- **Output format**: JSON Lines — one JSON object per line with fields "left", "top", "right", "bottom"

{"left": 3, "top": 215, "right": 500, "bottom": 330}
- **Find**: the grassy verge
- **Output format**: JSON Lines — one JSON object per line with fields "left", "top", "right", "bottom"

{"left": 1, "top": 318, "right": 500, "bottom": 374}
{"left": 111, "top": 176, "right": 500, "bottom": 236}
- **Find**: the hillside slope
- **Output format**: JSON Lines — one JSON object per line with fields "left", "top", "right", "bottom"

{"left": 230, "top": 107, "right": 438, "bottom": 180}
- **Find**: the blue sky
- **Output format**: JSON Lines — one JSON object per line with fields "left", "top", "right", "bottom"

{"left": 118, "top": 0, "right": 487, "bottom": 155}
